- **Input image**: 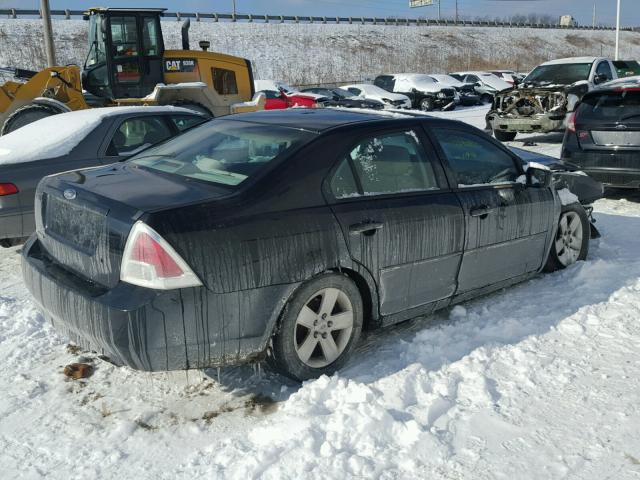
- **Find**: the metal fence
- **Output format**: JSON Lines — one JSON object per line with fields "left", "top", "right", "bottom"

{"left": 0, "top": 8, "right": 635, "bottom": 32}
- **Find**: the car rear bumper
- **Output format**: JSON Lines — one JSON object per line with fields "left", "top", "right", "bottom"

{"left": 22, "top": 236, "right": 293, "bottom": 371}
{"left": 582, "top": 168, "right": 640, "bottom": 188}
{"left": 562, "top": 149, "right": 640, "bottom": 188}
{"left": 0, "top": 211, "right": 23, "bottom": 240}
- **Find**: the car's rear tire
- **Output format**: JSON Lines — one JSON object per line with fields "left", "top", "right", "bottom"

{"left": 494, "top": 130, "right": 517, "bottom": 142}
{"left": 544, "top": 203, "right": 589, "bottom": 272}
{"left": 420, "top": 97, "right": 435, "bottom": 112}
{"left": 1, "top": 104, "right": 61, "bottom": 135}
{"left": 269, "top": 273, "right": 363, "bottom": 381}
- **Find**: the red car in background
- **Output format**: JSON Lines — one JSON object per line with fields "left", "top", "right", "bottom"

{"left": 254, "top": 80, "right": 326, "bottom": 110}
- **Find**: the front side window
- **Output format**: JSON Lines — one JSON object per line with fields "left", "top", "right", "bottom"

{"left": 110, "top": 16, "right": 139, "bottom": 57}
{"left": 130, "top": 120, "right": 316, "bottom": 187}
{"left": 347, "top": 87, "right": 362, "bottom": 96}
{"left": 330, "top": 130, "right": 439, "bottom": 198}
{"left": 107, "top": 117, "right": 173, "bottom": 157}
{"left": 212, "top": 68, "right": 239, "bottom": 95}
{"left": 432, "top": 128, "right": 519, "bottom": 187}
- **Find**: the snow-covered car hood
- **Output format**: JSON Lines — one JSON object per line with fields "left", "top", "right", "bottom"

{"left": 479, "top": 75, "right": 512, "bottom": 91}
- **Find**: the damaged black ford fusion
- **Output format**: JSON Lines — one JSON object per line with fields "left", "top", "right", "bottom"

{"left": 22, "top": 109, "right": 591, "bottom": 381}
{"left": 487, "top": 57, "right": 619, "bottom": 142}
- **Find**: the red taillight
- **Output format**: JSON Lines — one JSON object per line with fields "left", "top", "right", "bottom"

{"left": 131, "top": 232, "right": 184, "bottom": 278}
{"left": 120, "top": 221, "right": 202, "bottom": 290}
{"left": 567, "top": 111, "right": 577, "bottom": 133}
{"left": 0, "top": 183, "right": 18, "bottom": 196}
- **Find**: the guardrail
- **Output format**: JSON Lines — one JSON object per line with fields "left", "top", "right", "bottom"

{"left": 0, "top": 8, "right": 635, "bottom": 31}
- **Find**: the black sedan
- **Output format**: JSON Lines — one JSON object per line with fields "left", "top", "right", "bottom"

{"left": 562, "top": 77, "right": 640, "bottom": 189}
{"left": 301, "top": 87, "right": 385, "bottom": 110}
{"left": 0, "top": 106, "right": 206, "bottom": 247}
{"left": 23, "top": 109, "right": 591, "bottom": 381}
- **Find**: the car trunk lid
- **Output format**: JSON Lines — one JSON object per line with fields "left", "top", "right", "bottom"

{"left": 35, "top": 163, "right": 230, "bottom": 288}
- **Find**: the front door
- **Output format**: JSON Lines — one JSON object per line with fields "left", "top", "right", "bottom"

{"left": 108, "top": 14, "right": 164, "bottom": 98}
{"left": 430, "top": 127, "right": 556, "bottom": 294}
{"left": 327, "top": 127, "right": 465, "bottom": 317}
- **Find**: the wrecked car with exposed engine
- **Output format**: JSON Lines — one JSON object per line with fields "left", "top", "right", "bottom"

{"left": 487, "top": 57, "right": 619, "bottom": 141}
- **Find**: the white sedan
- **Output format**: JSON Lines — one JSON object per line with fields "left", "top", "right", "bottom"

{"left": 341, "top": 84, "right": 412, "bottom": 109}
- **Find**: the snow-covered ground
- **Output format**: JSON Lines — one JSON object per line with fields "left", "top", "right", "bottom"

{"left": 1, "top": 105, "right": 640, "bottom": 479}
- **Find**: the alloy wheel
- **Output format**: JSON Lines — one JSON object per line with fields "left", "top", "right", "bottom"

{"left": 555, "top": 211, "right": 584, "bottom": 267}
{"left": 294, "top": 287, "right": 354, "bottom": 368}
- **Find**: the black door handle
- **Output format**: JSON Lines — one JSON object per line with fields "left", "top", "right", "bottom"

{"left": 349, "top": 221, "right": 384, "bottom": 235}
{"left": 470, "top": 205, "right": 495, "bottom": 218}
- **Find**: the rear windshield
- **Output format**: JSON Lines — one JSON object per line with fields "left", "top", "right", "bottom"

{"left": 613, "top": 61, "right": 640, "bottom": 78}
{"left": 524, "top": 63, "right": 592, "bottom": 85}
{"left": 578, "top": 90, "right": 640, "bottom": 123}
{"left": 130, "top": 120, "right": 315, "bottom": 186}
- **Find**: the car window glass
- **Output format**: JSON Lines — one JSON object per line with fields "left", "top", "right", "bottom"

{"left": 212, "top": 68, "right": 238, "bottom": 95}
{"left": 596, "top": 61, "right": 613, "bottom": 80}
{"left": 467, "top": 75, "right": 479, "bottom": 83}
{"left": 107, "top": 117, "right": 173, "bottom": 157}
{"left": 347, "top": 87, "right": 361, "bottom": 96}
{"left": 141, "top": 16, "right": 161, "bottom": 56}
{"left": 171, "top": 115, "right": 205, "bottom": 132}
{"left": 330, "top": 158, "right": 359, "bottom": 199}
{"left": 433, "top": 128, "right": 519, "bottom": 187}
{"left": 130, "top": 121, "right": 315, "bottom": 187}
{"left": 336, "top": 130, "right": 439, "bottom": 197}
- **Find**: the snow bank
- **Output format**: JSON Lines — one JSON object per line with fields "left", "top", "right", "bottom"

{"left": 0, "top": 106, "right": 189, "bottom": 165}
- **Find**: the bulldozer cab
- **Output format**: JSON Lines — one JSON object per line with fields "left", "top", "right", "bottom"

{"left": 83, "top": 8, "right": 165, "bottom": 100}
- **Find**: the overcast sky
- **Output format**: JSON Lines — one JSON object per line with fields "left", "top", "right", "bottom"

{"left": 3, "top": 1, "right": 638, "bottom": 27}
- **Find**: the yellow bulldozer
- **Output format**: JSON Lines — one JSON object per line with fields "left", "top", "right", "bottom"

{"left": 0, "top": 7, "right": 263, "bottom": 134}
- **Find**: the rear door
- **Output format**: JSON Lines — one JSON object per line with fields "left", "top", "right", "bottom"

{"left": 429, "top": 126, "right": 556, "bottom": 294}
{"left": 326, "top": 126, "right": 464, "bottom": 318}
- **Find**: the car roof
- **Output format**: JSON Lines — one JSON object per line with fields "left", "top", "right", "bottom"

{"left": 541, "top": 57, "right": 602, "bottom": 66}
{"left": 221, "top": 108, "right": 448, "bottom": 133}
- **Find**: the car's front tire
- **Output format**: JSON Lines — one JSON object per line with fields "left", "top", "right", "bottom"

{"left": 544, "top": 203, "right": 590, "bottom": 272}
{"left": 269, "top": 273, "right": 363, "bottom": 381}
{"left": 420, "top": 97, "right": 435, "bottom": 111}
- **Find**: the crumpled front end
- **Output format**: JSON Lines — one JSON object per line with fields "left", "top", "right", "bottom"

{"left": 487, "top": 88, "right": 569, "bottom": 134}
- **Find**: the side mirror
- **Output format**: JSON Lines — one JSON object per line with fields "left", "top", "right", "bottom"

{"left": 526, "top": 165, "right": 553, "bottom": 188}
{"left": 594, "top": 74, "right": 608, "bottom": 85}
{"left": 100, "top": 16, "right": 108, "bottom": 35}
{"left": 475, "top": 82, "right": 482, "bottom": 87}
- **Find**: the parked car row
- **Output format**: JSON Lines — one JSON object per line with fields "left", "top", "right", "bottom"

{"left": 252, "top": 70, "right": 514, "bottom": 113}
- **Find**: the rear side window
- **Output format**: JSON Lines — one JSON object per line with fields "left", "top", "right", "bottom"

{"left": 577, "top": 91, "right": 640, "bottom": 123}
{"left": 171, "top": 115, "right": 206, "bottom": 132}
{"left": 107, "top": 116, "right": 173, "bottom": 156}
{"left": 330, "top": 130, "right": 439, "bottom": 198}
{"left": 432, "top": 128, "right": 519, "bottom": 187}
{"left": 212, "top": 68, "right": 238, "bottom": 95}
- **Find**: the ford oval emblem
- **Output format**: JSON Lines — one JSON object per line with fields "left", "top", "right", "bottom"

{"left": 63, "top": 189, "right": 77, "bottom": 200}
